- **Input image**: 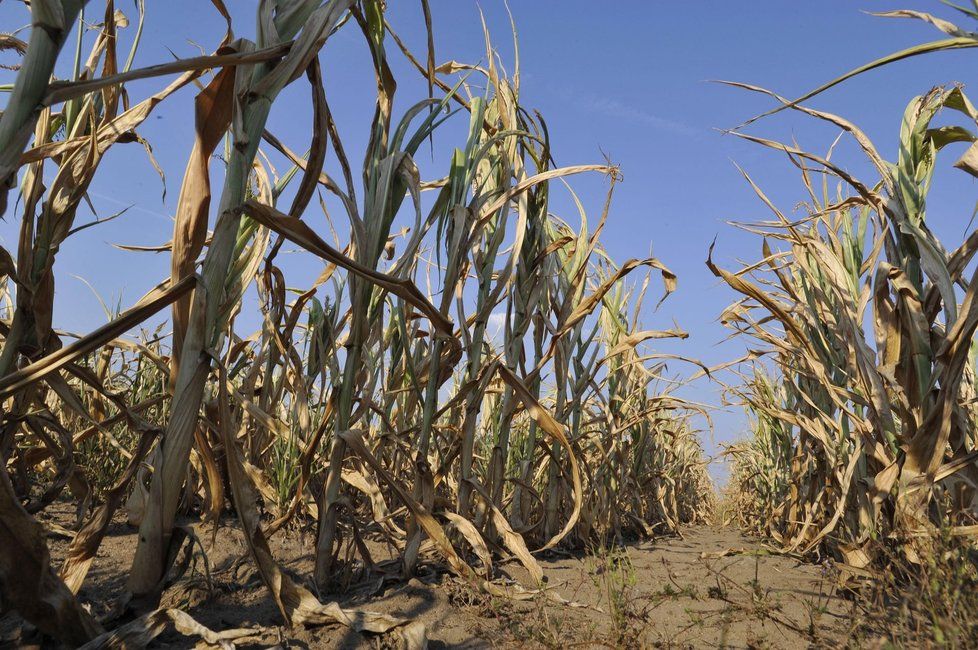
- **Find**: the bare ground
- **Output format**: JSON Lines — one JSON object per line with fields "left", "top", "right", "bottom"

{"left": 4, "top": 505, "right": 854, "bottom": 648}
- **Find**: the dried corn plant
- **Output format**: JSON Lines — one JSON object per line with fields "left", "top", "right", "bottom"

{"left": 718, "top": 6, "right": 978, "bottom": 571}
{"left": 0, "top": 1, "right": 711, "bottom": 645}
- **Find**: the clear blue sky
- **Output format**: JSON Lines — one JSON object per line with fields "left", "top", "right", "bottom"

{"left": 2, "top": 2, "right": 975, "bottom": 483}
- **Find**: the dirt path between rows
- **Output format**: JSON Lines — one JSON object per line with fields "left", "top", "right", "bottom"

{"left": 515, "top": 525, "right": 852, "bottom": 648}
{"left": 8, "top": 509, "right": 855, "bottom": 648}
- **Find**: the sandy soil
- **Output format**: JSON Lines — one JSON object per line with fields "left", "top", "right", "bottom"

{"left": 3, "top": 505, "right": 853, "bottom": 648}
{"left": 526, "top": 526, "right": 851, "bottom": 648}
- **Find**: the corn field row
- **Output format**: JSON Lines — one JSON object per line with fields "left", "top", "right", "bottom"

{"left": 721, "top": 6, "right": 978, "bottom": 575}
{"left": 0, "top": 1, "right": 712, "bottom": 646}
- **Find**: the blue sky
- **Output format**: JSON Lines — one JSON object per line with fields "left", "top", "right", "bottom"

{"left": 2, "top": 1, "right": 976, "bottom": 483}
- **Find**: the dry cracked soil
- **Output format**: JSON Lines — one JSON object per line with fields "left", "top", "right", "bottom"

{"left": 4, "top": 505, "right": 855, "bottom": 649}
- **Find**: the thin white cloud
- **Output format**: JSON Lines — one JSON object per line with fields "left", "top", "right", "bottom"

{"left": 532, "top": 76, "right": 702, "bottom": 138}
{"left": 577, "top": 95, "right": 701, "bottom": 138}
{"left": 87, "top": 190, "right": 173, "bottom": 222}
{"left": 487, "top": 311, "right": 507, "bottom": 345}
